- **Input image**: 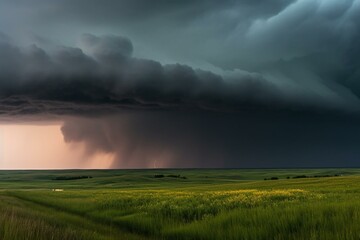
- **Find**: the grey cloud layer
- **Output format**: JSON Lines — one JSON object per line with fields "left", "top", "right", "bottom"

{"left": 1, "top": 0, "right": 360, "bottom": 167}
{"left": 1, "top": 0, "right": 358, "bottom": 67}
{"left": 1, "top": 33, "right": 358, "bottom": 167}
{"left": 0, "top": 1, "right": 359, "bottom": 114}
{"left": 1, "top": 33, "right": 346, "bottom": 117}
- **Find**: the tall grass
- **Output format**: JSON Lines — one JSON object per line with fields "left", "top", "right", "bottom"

{"left": 0, "top": 204, "right": 93, "bottom": 240}
{"left": 7, "top": 188, "right": 360, "bottom": 239}
{"left": 1, "top": 170, "right": 360, "bottom": 239}
{"left": 0, "top": 195, "right": 145, "bottom": 240}
{"left": 165, "top": 201, "right": 360, "bottom": 240}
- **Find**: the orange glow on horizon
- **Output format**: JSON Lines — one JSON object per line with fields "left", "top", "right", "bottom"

{"left": 0, "top": 123, "right": 114, "bottom": 169}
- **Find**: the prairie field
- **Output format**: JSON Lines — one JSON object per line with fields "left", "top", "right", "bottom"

{"left": 1, "top": 169, "right": 360, "bottom": 239}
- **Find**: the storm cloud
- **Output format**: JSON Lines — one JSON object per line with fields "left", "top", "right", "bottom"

{"left": 0, "top": 33, "right": 358, "bottom": 117}
{"left": 1, "top": 0, "right": 358, "bottom": 67}
{"left": 61, "top": 111, "right": 360, "bottom": 168}
{"left": 0, "top": 0, "right": 360, "bottom": 167}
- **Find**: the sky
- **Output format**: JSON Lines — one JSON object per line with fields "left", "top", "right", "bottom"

{"left": 0, "top": 0, "right": 359, "bottom": 168}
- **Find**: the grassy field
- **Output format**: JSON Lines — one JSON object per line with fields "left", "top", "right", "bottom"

{"left": 1, "top": 168, "right": 360, "bottom": 239}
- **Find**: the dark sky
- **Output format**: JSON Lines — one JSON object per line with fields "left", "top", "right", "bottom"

{"left": 0, "top": 0, "right": 360, "bottom": 168}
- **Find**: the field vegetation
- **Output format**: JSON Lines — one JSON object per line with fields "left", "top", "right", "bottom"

{"left": 1, "top": 168, "right": 360, "bottom": 239}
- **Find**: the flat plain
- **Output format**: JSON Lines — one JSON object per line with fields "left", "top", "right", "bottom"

{"left": 1, "top": 168, "right": 360, "bottom": 240}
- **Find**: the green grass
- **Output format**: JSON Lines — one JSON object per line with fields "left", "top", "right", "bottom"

{"left": 1, "top": 168, "right": 360, "bottom": 239}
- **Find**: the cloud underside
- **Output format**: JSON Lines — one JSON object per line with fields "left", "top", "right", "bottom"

{"left": 0, "top": 34, "right": 277, "bottom": 116}
{"left": 1, "top": 0, "right": 360, "bottom": 169}
{"left": 0, "top": 32, "right": 359, "bottom": 118}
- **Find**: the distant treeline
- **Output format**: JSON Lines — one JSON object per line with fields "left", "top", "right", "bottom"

{"left": 264, "top": 174, "right": 341, "bottom": 181}
{"left": 292, "top": 174, "right": 341, "bottom": 179}
{"left": 154, "top": 174, "right": 187, "bottom": 179}
{"left": 53, "top": 176, "right": 93, "bottom": 181}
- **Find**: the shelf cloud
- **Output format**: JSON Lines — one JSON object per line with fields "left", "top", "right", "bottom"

{"left": 0, "top": 33, "right": 359, "bottom": 118}
{"left": 0, "top": 0, "right": 360, "bottom": 167}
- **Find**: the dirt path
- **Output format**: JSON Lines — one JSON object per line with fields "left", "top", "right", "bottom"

{"left": 1, "top": 192, "right": 149, "bottom": 240}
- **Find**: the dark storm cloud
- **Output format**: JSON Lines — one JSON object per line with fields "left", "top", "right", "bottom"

{"left": 0, "top": 33, "right": 360, "bottom": 167}
{"left": 2, "top": 0, "right": 357, "bottom": 68}
{"left": 61, "top": 111, "right": 360, "bottom": 168}
{"left": 0, "top": 33, "right": 339, "bottom": 118}
{"left": 1, "top": 1, "right": 360, "bottom": 104}
{"left": 0, "top": 0, "right": 360, "bottom": 167}
{"left": 1, "top": 1, "right": 359, "bottom": 109}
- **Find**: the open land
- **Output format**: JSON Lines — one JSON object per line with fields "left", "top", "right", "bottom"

{"left": 1, "top": 169, "right": 360, "bottom": 239}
